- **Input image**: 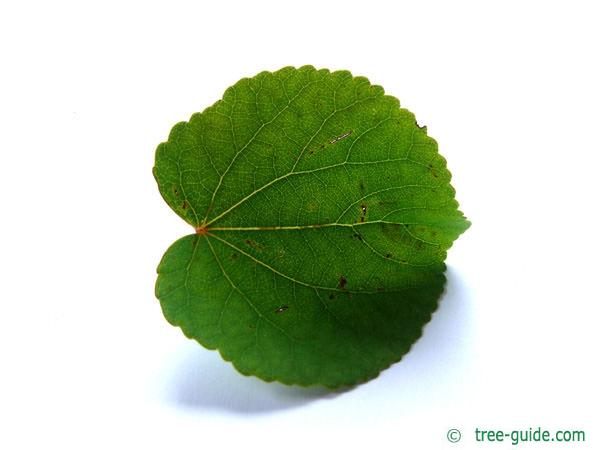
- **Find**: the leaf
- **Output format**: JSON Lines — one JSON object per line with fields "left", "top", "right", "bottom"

{"left": 153, "top": 66, "right": 470, "bottom": 388}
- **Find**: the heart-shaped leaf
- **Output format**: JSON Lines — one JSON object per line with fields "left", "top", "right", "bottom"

{"left": 154, "top": 66, "right": 469, "bottom": 388}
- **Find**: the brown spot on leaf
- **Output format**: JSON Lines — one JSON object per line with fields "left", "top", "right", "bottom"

{"left": 339, "top": 276, "right": 347, "bottom": 289}
{"left": 380, "top": 222, "right": 403, "bottom": 240}
{"left": 329, "top": 130, "right": 353, "bottom": 144}
{"left": 328, "top": 293, "right": 335, "bottom": 300}
{"left": 385, "top": 253, "right": 392, "bottom": 258}
{"left": 244, "top": 239, "right": 263, "bottom": 250}
{"left": 306, "top": 202, "right": 318, "bottom": 213}
{"left": 275, "top": 305, "right": 289, "bottom": 314}
{"left": 415, "top": 120, "right": 426, "bottom": 130}
{"left": 181, "top": 200, "right": 188, "bottom": 209}
{"left": 359, "top": 203, "right": 367, "bottom": 222}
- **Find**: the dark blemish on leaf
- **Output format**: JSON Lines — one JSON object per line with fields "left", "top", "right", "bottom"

{"left": 432, "top": 231, "right": 438, "bottom": 237}
{"left": 339, "top": 276, "right": 347, "bottom": 289}
{"left": 352, "top": 233, "right": 363, "bottom": 241}
{"left": 244, "top": 239, "right": 263, "bottom": 250}
{"left": 376, "top": 287, "right": 385, "bottom": 292}
{"left": 381, "top": 222, "right": 405, "bottom": 242}
{"left": 181, "top": 201, "right": 188, "bottom": 209}
{"left": 329, "top": 130, "right": 353, "bottom": 145}
{"left": 275, "top": 305, "right": 289, "bottom": 314}
{"left": 385, "top": 253, "right": 392, "bottom": 258}
{"left": 359, "top": 180, "right": 365, "bottom": 192}
{"left": 428, "top": 163, "right": 433, "bottom": 168}
{"left": 415, "top": 120, "right": 426, "bottom": 130}
{"left": 359, "top": 203, "right": 367, "bottom": 222}
{"left": 231, "top": 252, "right": 239, "bottom": 260}
{"left": 328, "top": 293, "right": 335, "bottom": 300}
{"left": 172, "top": 186, "right": 180, "bottom": 196}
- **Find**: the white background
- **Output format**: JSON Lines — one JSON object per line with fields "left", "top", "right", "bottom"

{"left": 1, "top": 1, "right": 599, "bottom": 449}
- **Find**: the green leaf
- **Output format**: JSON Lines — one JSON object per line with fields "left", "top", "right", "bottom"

{"left": 153, "top": 66, "right": 470, "bottom": 388}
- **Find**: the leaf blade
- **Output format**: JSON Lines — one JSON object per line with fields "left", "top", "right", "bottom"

{"left": 154, "top": 66, "right": 470, "bottom": 387}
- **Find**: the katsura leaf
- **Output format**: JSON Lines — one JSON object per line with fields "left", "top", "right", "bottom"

{"left": 154, "top": 66, "right": 469, "bottom": 388}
